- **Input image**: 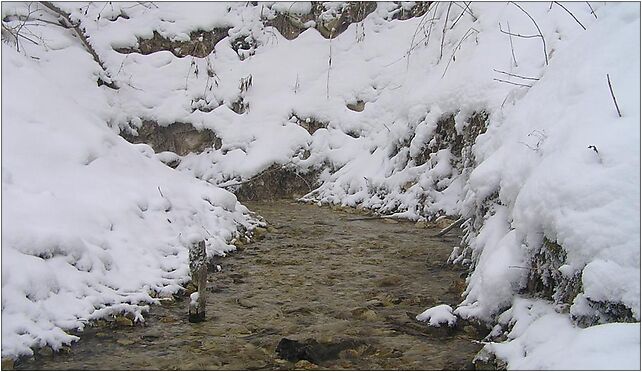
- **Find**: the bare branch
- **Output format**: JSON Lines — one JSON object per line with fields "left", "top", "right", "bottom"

{"left": 452, "top": 1, "right": 476, "bottom": 20}
{"left": 606, "top": 73, "right": 622, "bottom": 117}
{"left": 510, "top": 2, "right": 548, "bottom": 65}
{"left": 499, "top": 24, "right": 542, "bottom": 39}
{"left": 449, "top": 2, "right": 472, "bottom": 30}
{"left": 493, "top": 78, "right": 532, "bottom": 88}
{"left": 507, "top": 21, "right": 518, "bottom": 66}
{"left": 442, "top": 27, "right": 479, "bottom": 78}
{"left": 554, "top": 2, "right": 586, "bottom": 30}
{"left": 439, "top": 2, "right": 452, "bottom": 62}
{"left": 493, "top": 69, "right": 539, "bottom": 81}
{"left": 586, "top": 2, "right": 598, "bottom": 19}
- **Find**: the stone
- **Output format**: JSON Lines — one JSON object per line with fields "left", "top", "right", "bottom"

{"left": 37, "top": 346, "right": 54, "bottom": 357}
{"left": 253, "top": 227, "right": 267, "bottom": 239}
{"left": 382, "top": 218, "right": 398, "bottom": 224}
{"left": 158, "top": 297, "right": 175, "bottom": 305}
{"left": 376, "top": 275, "right": 402, "bottom": 287}
{"left": 115, "top": 315, "right": 134, "bottom": 327}
{"left": 294, "top": 360, "right": 318, "bottom": 370}
{"left": 365, "top": 299, "right": 384, "bottom": 308}
{"left": 415, "top": 221, "right": 429, "bottom": 228}
{"left": 2, "top": 358, "right": 15, "bottom": 370}
{"left": 346, "top": 100, "right": 366, "bottom": 112}
{"left": 339, "top": 348, "right": 360, "bottom": 359}
{"left": 351, "top": 307, "right": 378, "bottom": 321}
{"left": 276, "top": 338, "right": 361, "bottom": 364}
{"left": 116, "top": 338, "right": 136, "bottom": 346}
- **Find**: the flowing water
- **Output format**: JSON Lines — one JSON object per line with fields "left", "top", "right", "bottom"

{"left": 15, "top": 200, "right": 484, "bottom": 370}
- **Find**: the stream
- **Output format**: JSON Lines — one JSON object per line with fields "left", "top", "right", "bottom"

{"left": 16, "top": 200, "right": 484, "bottom": 370}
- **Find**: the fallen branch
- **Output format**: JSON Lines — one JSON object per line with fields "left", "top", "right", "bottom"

{"left": 606, "top": 73, "right": 622, "bottom": 117}
{"left": 40, "top": 1, "right": 118, "bottom": 89}
{"left": 433, "top": 217, "right": 465, "bottom": 237}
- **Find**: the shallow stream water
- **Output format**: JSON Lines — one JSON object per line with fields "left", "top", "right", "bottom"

{"left": 16, "top": 201, "right": 483, "bottom": 370}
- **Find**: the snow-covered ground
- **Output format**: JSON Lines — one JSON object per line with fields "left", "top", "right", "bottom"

{"left": 2, "top": 1, "right": 639, "bottom": 368}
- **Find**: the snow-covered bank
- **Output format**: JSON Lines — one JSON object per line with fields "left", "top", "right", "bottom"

{"left": 1, "top": 7, "right": 258, "bottom": 357}
{"left": 2, "top": 1, "right": 639, "bottom": 367}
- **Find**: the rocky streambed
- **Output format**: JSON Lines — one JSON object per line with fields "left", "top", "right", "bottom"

{"left": 15, "top": 200, "right": 484, "bottom": 370}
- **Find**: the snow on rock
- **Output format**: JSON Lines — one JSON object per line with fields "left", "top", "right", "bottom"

{"left": 416, "top": 305, "right": 457, "bottom": 327}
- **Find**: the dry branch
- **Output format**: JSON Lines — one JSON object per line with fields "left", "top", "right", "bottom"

{"left": 493, "top": 69, "right": 539, "bottom": 81}
{"left": 586, "top": 2, "right": 598, "bottom": 19}
{"left": 493, "top": 78, "right": 532, "bottom": 88}
{"left": 510, "top": 2, "right": 548, "bottom": 65}
{"left": 554, "top": 2, "right": 586, "bottom": 30}
{"left": 507, "top": 21, "right": 518, "bottom": 66}
{"left": 606, "top": 73, "right": 622, "bottom": 117}
{"left": 439, "top": 2, "right": 452, "bottom": 62}
{"left": 40, "top": 1, "right": 118, "bottom": 89}
{"left": 450, "top": 1, "right": 472, "bottom": 30}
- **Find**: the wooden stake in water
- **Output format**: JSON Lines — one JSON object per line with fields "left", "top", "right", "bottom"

{"left": 188, "top": 240, "right": 208, "bottom": 323}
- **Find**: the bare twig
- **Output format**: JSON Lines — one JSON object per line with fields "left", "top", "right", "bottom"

{"left": 326, "top": 28, "right": 334, "bottom": 100}
{"left": 450, "top": 2, "right": 472, "bottom": 30}
{"left": 493, "top": 69, "right": 540, "bottom": 81}
{"left": 554, "top": 2, "right": 586, "bottom": 30}
{"left": 510, "top": 2, "right": 548, "bottom": 65}
{"left": 586, "top": 2, "right": 598, "bottom": 18}
{"left": 507, "top": 21, "right": 518, "bottom": 66}
{"left": 499, "top": 25, "right": 542, "bottom": 39}
{"left": 451, "top": 1, "right": 476, "bottom": 20}
{"left": 442, "top": 27, "right": 479, "bottom": 78}
{"left": 407, "top": 5, "right": 435, "bottom": 69}
{"left": 439, "top": 2, "right": 452, "bottom": 62}
{"left": 493, "top": 78, "right": 532, "bottom": 88}
{"left": 606, "top": 73, "right": 622, "bottom": 117}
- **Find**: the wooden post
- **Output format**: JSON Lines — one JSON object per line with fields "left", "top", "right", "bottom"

{"left": 188, "top": 240, "right": 207, "bottom": 323}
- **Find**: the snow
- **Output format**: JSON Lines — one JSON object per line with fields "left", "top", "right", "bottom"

{"left": 483, "top": 298, "right": 640, "bottom": 370}
{"left": 1, "top": 13, "right": 257, "bottom": 358}
{"left": 1, "top": 1, "right": 639, "bottom": 367}
{"left": 416, "top": 304, "right": 457, "bottom": 327}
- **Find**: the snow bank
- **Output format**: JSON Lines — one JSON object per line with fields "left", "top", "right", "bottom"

{"left": 1, "top": 13, "right": 256, "bottom": 357}
{"left": 483, "top": 299, "right": 640, "bottom": 370}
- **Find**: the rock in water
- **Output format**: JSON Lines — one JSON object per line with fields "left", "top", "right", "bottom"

{"left": 275, "top": 338, "right": 362, "bottom": 364}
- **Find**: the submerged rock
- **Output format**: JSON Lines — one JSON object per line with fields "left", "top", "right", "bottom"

{"left": 275, "top": 338, "right": 362, "bottom": 364}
